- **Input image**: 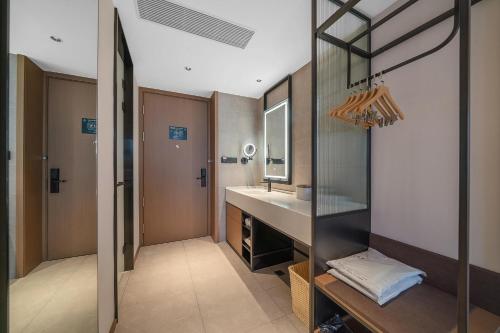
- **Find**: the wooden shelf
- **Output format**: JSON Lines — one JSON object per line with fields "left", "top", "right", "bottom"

{"left": 315, "top": 273, "right": 500, "bottom": 333}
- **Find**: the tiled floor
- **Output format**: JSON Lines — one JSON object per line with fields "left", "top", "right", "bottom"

{"left": 116, "top": 237, "right": 308, "bottom": 333}
{"left": 9, "top": 255, "right": 97, "bottom": 333}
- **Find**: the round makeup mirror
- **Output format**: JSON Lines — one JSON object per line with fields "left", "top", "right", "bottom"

{"left": 241, "top": 143, "right": 257, "bottom": 164}
{"left": 243, "top": 143, "right": 257, "bottom": 159}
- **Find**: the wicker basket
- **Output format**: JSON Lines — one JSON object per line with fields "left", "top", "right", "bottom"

{"left": 288, "top": 261, "right": 310, "bottom": 327}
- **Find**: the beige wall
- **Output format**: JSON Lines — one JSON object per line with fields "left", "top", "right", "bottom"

{"left": 258, "top": 63, "right": 312, "bottom": 192}
{"left": 371, "top": 0, "right": 500, "bottom": 273}
{"left": 97, "top": 0, "right": 115, "bottom": 331}
{"left": 216, "top": 92, "right": 260, "bottom": 241}
{"left": 214, "top": 64, "right": 312, "bottom": 241}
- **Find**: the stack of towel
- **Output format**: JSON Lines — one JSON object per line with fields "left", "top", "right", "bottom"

{"left": 327, "top": 248, "right": 426, "bottom": 306}
{"left": 244, "top": 217, "right": 251, "bottom": 228}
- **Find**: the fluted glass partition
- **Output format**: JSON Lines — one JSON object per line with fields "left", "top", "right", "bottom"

{"left": 316, "top": 0, "right": 370, "bottom": 216}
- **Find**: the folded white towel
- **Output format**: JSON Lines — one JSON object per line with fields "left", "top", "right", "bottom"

{"left": 326, "top": 248, "right": 426, "bottom": 305}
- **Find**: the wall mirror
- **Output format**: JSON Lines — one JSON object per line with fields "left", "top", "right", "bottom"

{"left": 264, "top": 99, "right": 290, "bottom": 182}
{"left": 6, "top": 0, "right": 98, "bottom": 332}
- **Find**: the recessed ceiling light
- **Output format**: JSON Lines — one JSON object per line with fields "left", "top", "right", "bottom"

{"left": 50, "top": 35, "right": 62, "bottom": 43}
{"left": 184, "top": 66, "right": 192, "bottom": 71}
{"left": 256, "top": 79, "right": 262, "bottom": 83}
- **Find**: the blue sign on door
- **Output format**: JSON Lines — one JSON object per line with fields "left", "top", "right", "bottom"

{"left": 169, "top": 126, "right": 187, "bottom": 140}
{"left": 82, "top": 118, "right": 97, "bottom": 134}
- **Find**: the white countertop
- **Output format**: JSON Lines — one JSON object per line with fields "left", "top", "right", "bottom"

{"left": 225, "top": 186, "right": 311, "bottom": 246}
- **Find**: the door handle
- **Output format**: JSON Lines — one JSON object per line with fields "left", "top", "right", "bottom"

{"left": 196, "top": 168, "right": 207, "bottom": 187}
{"left": 50, "top": 168, "right": 67, "bottom": 193}
{"left": 116, "top": 181, "right": 125, "bottom": 187}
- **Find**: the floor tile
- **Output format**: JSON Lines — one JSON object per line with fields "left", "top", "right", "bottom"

{"left": 247, "top": 316, "right": 300, "bottom": 333}
{"left": 118, "top": 237, "right": 305, "bottom": 333}
{"left": 9, "top": 255, "right": 97, "bottom": 333}
{"left": 119, "top": 290, "right": 201, "bottom": 332}
{"left": 267, "top": 283, "right": 294, "bottom": 315}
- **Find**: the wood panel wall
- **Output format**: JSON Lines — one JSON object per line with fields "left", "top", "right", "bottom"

{"left": 370, "top": 233, "right": 500, "bottom": 316}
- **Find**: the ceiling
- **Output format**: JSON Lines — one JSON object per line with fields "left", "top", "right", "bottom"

{"left": 115, "top": 0, "right": 311, "bottom": 98}
{"left": 10, "top": 0, "right": 98, "bottom": 79}
{"left": 116, "top": 0, "right": 400, "bottom": 98}
{"left": 8, "top": 0, "right": 399, "bottom": 96}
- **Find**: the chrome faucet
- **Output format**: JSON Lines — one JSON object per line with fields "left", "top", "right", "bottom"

{"left": 261, "top": 178, "right": 272, "bottom": 192}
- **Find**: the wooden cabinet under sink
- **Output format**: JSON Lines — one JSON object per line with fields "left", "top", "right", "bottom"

{"left": 226, "top": 203, "right": 242, "bottom": 256}
{"left": 225, "top": 202, "right": 293, "bottom": 271}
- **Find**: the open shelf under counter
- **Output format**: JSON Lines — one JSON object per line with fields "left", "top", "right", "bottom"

{"left": 315, "top": 273, "right": 500, "bottom": 333}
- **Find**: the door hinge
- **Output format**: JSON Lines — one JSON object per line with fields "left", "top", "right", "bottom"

{"left": 142, "top": 132, "right": 145, "bottom": 142}
{"left": 142, "top": 196, "right": 144, "bottom": 207}
{"left": 122, "top": 101, "right": 125, "bottom": 112}
{"left": 142, "top": 105, "right": 144, "bottom": 115}
{"left": 142, "top": 224, "right": 145, "bottom": 235}
{"left": 122, "top": 79, "right": 126, "bottom": 90}
{"left": 122, "top": 243, "right": 126, "bottom": 254}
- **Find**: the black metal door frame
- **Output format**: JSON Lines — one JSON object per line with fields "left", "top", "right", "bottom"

{"left": 113, "top": 9, "right": 135, "bottom": 321}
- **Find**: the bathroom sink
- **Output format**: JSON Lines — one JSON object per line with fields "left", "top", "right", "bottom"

{"left": 225, "top": 186, "right": 311, "bottom": 246}
{"left": 233, "top": 187, "right": 269, "bottom": 195}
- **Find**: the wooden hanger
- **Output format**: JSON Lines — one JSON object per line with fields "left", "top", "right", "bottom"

{"left": 380, "top": 87, "right": 404, "bottom": 120}
{"left": 329, "top": 93, "right": 356, "bottom": 117}
{"left": 330, "top": 89, "right": 367, "bottom": 117}
{"left": 350, "top": 87, "right": 379, "bottom": 116}
{"left": 372, "top": 100, "right": 392, "bottom": 126}
{"left": 329, "top": 74, "right": 403, "bottom": 129}
{"left": 372, "top": 90, "right": 397, "bottom": 124}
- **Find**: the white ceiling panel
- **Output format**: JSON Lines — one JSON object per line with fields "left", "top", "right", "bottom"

{"left": 9, "top": 0, "right": 400, "bottom": 96}
{"left": 115, "top": 0, "right": 311, "bottom": 98}
{"left": 10, "top": 0, "right": 98, "bottom": 79}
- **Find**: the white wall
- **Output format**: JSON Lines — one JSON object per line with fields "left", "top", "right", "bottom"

{"left": 97, "top": 0, "right": 115, "bottom": 331}
{"left": 371, "top": 0, "right": 500, "bottom": 273}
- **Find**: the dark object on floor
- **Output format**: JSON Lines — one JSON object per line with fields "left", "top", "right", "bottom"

{"left": 274, "top": 270, "right": 285, "bottom": 276}
{"left": 319, "top": 314, "right": 353, "bottom": 333}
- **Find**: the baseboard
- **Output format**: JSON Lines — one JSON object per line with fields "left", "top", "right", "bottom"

{"left": 109, "top": 319, "right": 117, "bottom": 333}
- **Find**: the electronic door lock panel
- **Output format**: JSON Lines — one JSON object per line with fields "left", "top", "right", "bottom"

{"left": 50, "top": 168, "right": 67, "bottom": 193}
{"left": 196, "top": 168, "right": 207, "bottom": 187}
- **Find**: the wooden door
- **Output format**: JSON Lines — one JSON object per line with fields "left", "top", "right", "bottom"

{"left": 226, "top": 203, "right": 242, "bottom": 256}
{"left": 47, "top": 76, "right": 97, "bottom": 260}
{"left": 16, "top": 55, "right": 44, "bottom": 276}
{"left": 143, "top": 91, "right": 208, "bottom": 245}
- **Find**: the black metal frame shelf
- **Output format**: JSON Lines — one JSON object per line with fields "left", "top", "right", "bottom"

{"left": 311, "top": 0, "right": 473, "bottom": 332}
{"left": 321, "top": 0, "right": 483, "bottom": 89}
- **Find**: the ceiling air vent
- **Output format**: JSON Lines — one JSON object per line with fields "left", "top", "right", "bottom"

{"left": 137, "top": 0, "right": 255, "bottom": 49}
